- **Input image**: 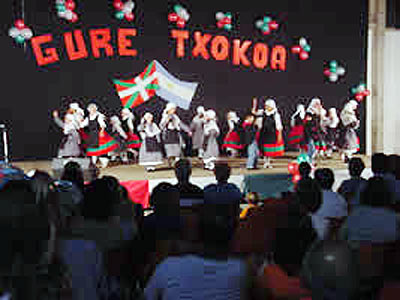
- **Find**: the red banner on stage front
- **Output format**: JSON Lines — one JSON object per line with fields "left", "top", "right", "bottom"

{"left": 121, "top": 180, "right": 150, "bottom": 209}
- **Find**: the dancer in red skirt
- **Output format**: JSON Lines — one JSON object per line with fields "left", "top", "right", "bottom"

{"left": 81, "top": 103, "right": 118, "bottom": 168}
{"left": 121, "top": 108, "right": 141, "bottom": 160}
{"left": 222, "top": 111, "right": 243, "bottom": 157}
{"left": 252, "top": 98, "right": 284, "bottom": 168}
{"left": 288, "top": 104, "right": 306, "bottom": 151}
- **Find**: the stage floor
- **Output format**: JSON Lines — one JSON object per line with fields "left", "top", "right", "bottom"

{"left": 12, "top": 152, "right": 369, "bottom": 182}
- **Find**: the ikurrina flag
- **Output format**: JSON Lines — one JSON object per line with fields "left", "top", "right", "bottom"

{"left": 113, "top": 60, "right": 199, "bottom": 110}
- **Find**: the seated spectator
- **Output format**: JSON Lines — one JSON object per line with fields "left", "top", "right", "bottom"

{"left": 61, "top": 161, "right": 85, "bottom": 192}
{"left": 144, "top": 196, "right": 255, "bottom": 300}
{"left": 313, "top": 168, "right": 348, "bottom": 239}
{"left": 339, "top": 177, "right": 400, "bottom": 244}
{"left": 173, "top": 159, "right": 203, "bottom": 207}
{"left": 337, "top": 157, "right": 367, "bottom": 207}
{"left": 372, "top": 152, "right": 386, "bottom": 177}
{"left": 299, "top": 162, "right": 312, "bottom": 180}
{"left": 240, "top": 192, "right": 261, "bottom": 219}
{"left": 0, "top": 180, "right": 69, "bottom": 299}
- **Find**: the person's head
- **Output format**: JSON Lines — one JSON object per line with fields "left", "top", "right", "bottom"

{"left": 110, "top": 115, "right": 120, "bottom": 126}
{"left": 314, "top": 168, "right": 335, "bottom": 190}
{"left": 87, "top": 103, "right": 97, "bottom": 114}
{"left": 305, "top": 112, "right": 313, "bottom": 121}
{"left": 196, "top": 106, "right": 205, "bottom": 116}
{"left": 121, "top": 108, "right": 131, "bottom": 119}
{"left": 244, "top": 114, "right": 255, "bottom": 124}
{"left": 214, "top": 163, "right": 230, "bottom": 184}
{"left": 29, "top": 170, "right": 54, "bottom": 205}
{"left": 143, "top": 112, "right": 153, "bottom": 123}
{"left": 295, "top": 178, "right": 322, "bottom": 214}
{"left": 299, "top": 162, "right": 312, "bottom": 179}
{"left": 264, "top": 99, "right": 277, "bottom": 113}
{"left": 371, "top": 153, "right": 386, "bottom": 175}
{"left": 227, "top": 111, "right": 238, "bottom": 122}
{"left": 360, "top": 177, "right": 394, "bottom": 207}
{"left": 82, "top": 178, "right": 119, "bottom": 221}
{"left": 0, "top": 180, "right": 51, "bottom": 297}
{"left": 64, "top": 113, "right": 75, "bottom": 125}
{"left": 165, "top": 102, "right": 177, "bottom": 115}
{"left": 174, "top": 158, "right": 192, "bottom": 184}
{"left": 61, "top": 161, "right": 84, "bottom": 191}
{"left": 150, "top": 182, "right": 180, "bottom": 216}
{"left": 385, "top": 154, "right": 397, "bottom": 176}
{"left": 205, "top": 109, "right": 216, "bottom": 121}
{"left": 348, "top": 157, "right": 365, "bottom": 178}
{"left": 328, "top": 107, "right": 337, "bottom": 118}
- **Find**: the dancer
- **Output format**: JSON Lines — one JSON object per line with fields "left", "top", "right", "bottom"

{"left": 222, "top": 111, "right": 242, "bottom": 158}
{"left": 288, "top": 104, "right": 306, "bottom": 151}
{"left": 252, "top": 98, "right": 284, "bottom": 168}
{"left": 242, "top": 114, "right": 258, "bottom": 169}
{"left": 69, "top": 102, "right": 85, "bottom": 128}
{"left": 52, "top": 110, "right": 81, "bottom": 158}
{"left": 307, "top": 98, "right": 327, "bottom": 158}
{"left": 339, "top": 100, "right": 360, "bottom": 162}
{"left": 159, "top": 103, "right": 190, "bottom": 165}
{"left": 81, "top": 103, "right": 117, "bottom": 168}
{"left": 325, "top": 108, "right": 340, "bottom": 158}
{"left": 190, "top": 106, "right": 205, "bottom": 158}
{"left": 138, "top": 112, "right": 163, "bottom": 172}
{"left": 121, "top": 108, "right": 141, "bottom": 160}
{"left": 203, "top": 110, "right": 220, "bottom": 170}
{"left": 109, "top": 115, "right": 129, "bottom": 163}
{"left": 303, "top": 112, "right": 318, "bottom": 165}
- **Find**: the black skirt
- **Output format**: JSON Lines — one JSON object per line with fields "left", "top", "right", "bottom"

{"left": 163, "top": 130, "right": 180, "bottom": 145}
{"left": 146, "top": 136, "right": 160, "bottom": 152}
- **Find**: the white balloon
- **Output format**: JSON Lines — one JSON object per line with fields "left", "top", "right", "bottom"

{"left": 124, "top": 1, "right": 135, "bottom": 10}
{"left": 64, "top": 9, "right": 73, "bottom": 20}
{"left": 216, "top": 12, "right": 225, "bottom": 20}
{"left": 123, "top": 5, "right": 132, "bottom": 14}
{"left": 8, "top": 27, "right": 20, "bottom": 38}
{"left": 55, "top": 0, "right": 64, "bottom": 4}
{"left": 180, "top": 10, "right": 189, "bottom": 21}
{"left": 299, "top": 37, "right": 308, "bottom": 48}
{"left": 255, "top": 20, "right": 264, "bottom": 28}
{"left": 329, "top": 73, "right": 339, "bottom": 82}
{"left": 20, "top": 28, "right": 33, "bottom": 39}
{"left": 57, "top": 10, "right": 67, "bottom": 18}
{"left": 336, "top": 67, "right": 346, "bottom": 76}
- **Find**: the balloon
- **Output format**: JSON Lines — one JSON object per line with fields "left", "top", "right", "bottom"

{"left": 125, "top": 12, "right": 134, "bottom": 21}
{"left": 55, "top": 0, "right": 64, "bottom": 4}
{"left": 168, "top": 13, "right": 178, "bottom": 22}
{"left": 224, "top": 23, "right": 232, "bottom": 31}
{"left": 255, "top": 20, "right": 264, "bottom": 28}
{"left": 8, "top": 27, "right": 19, "bottom": 38}
{"left": 269, "top": 21, "right": 279, "bottom": 30}
{"left": 15, "top": 35, "right": 25, "bottom": 44}
{"left": 263, "top": 16, "right": 271, "bottom": 23}
{"left": 65, "top": 0, "right": 76, "bottom": 11}
{"left": 14, "top": 19, "right": 25, "bottom": 30}
{"left": 355, "top": 93, "right": 363, "bottom": 101}
{"left": 64, "top": 9, "right": 74, "bottom": 20}
{"left": 262, "top": 29, "right": 271, "bottom": 35}
{"left": 124, "top": 0, "right": 135, "bottom": 10}
{"left": 261, "top": 24, "right": 270, "bottom": 32}
{"left": 57, "top": 10, "right": 67, "bottom": 18}
{"left": 288, "top": 161, "right": 299, "bottom": 175}
{"left": 299, "top": 51, "right": 309, "bottom": 60}
{"left": 177, "top": 19, "right": 186, "bottom": 28}
{"left": 351, "top": 87, "right": 357, "bottom": 94}
{"left": 216, "top": 12, "right": 225, "bottom": 20}
{"left": 329, "top": 73, "right": 339, "bottom": 82}
{"left": 363, "top": 89, "right": 371, "bottom": 96}
{"left": 20, "top": 28, "right": 33, "bottom": 39}
{"left": 71, "top": 12, "right": 79, "bottom": 23}
{"left": 292, "top": 174, "right": 302, "bottom": 183}
{"left": 113, "top": 0, "right": 124, "bottom": 10}
{"left": 336, "top": 67, "right": 346, "bottom": 76}
{"left": 115, "top": 10, "right": 125, "bottom": 20}
{"left": 329, "top": 60, "right": 338, "bottom": 68}
{"left": 323, "top": 69, "right": 331, "bottom": 77}
{"left": 225, "top": 12, "right": 232, "bottom": 18}
{"left": 329, "top": 66, "right": 337, "bottom": 73}
{"left": 297, "top": 153, "right": 310, "bottom": 164}
{"left": 303, "top": 45, "right": 311, "bottom": 52}
{"left": 299, "top": 37, "right": 307, "bottom": 48}
{"left": 182, "top": 11, "right": 190, "bottom": 21}
{"left": 174, "top": 4, "right": 182, "bottom": 12}
{"left": 291, "top": 45, "right": 302, "bottom": 54}
{"left": 56, "top": 4, "right": 66, "bottom": 12}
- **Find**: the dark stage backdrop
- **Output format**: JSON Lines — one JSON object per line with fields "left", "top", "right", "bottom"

{"left": 0, "top": 0, "right": 367, "bottom": 160}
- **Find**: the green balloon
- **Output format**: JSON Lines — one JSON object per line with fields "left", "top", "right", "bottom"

{"left": 225, "top": 12, "right": 232, "bottom": 18}
{"left": 174, "top": 4, "right": 182, "bottom": 13}
{"left": 297, "top": 153, "right": 310, "bottom": 164}
{"left": 263, "top": 16, "right": 271, "bottom": 23}
{"left": 351, "top": 87, "right": 357, "bottom": 94}
{"left": 329, "top": 60, "right": 338, "bottom": 68}
{"left": 15, "top": 35, "right": 25, "bottom": 44}
{"left": 115, "top": 11, "right": 124, "bottom": 20}
{"left": 261, "top": 24, "right": 270, "bottom": 32}
{"left": 303, "top": 45, "right": 311, "bottom": 52}
{"left": 56, "top": 4, "right": 66, "bottom": 12}
{"left": 224, "top": 24, "right": 232, "bottom": 31}
{"left": 330, "top": 66, "right": 337, "bottom": 73}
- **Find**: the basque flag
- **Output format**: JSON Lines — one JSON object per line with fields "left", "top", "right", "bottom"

{"left": 113, "top": 60, "right": 198, "bottom": 110}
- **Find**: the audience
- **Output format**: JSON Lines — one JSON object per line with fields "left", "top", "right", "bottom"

{"left": 299, "top": 161, "right": 312, "bottom": 180}
{"left": 173, "top": 159, "right": 203, "bottom": 207}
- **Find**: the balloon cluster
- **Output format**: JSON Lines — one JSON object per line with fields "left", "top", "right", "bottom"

{"left": 255, "top": 16, "right": 279, "bottom": 35}
{"left": 324, "top": 60, "right": 346, "bottom": 83}
{"left": 113, "top": 0, "right": 135, "bottom": 21}
{"left": 55, "top": 0, "right": 78, "bottom": 23}
{"left": 8, "top": 20, "right": 33, "bottom": 44}
{"left": 216, "top": 12, "right": 233, "bottom": 31}
{"left": 168, "top": 4, "right": 190, "bottom": 28}
{"left": 288, "top": 161, "right": 301, "bottom": 183}
{"left": 351, "top": 83, "right": 370, "bottom": 102}
{"left": 291, "top": 37, "right": 311, "bottom": 60}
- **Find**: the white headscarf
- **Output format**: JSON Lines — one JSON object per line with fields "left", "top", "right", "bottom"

{"left": 63, "top": 113, "right": 77, "bottom": 134}
{"left": 87, "top": 103, "right": 97, "bottom": 112}
{"left": 307, "top": 98, "right": 322, "bottom": 115}
{"left": 70, "top": 103, "right": 84, "bottom": 115}
{"left": 163, "top": 103, "right": 177, "bottom": 115}
{"left": 196, "top": 106, "right": 205, "bottom": 115}
{"left": 264, "top": 99, "right": 277, "bottom": 116}
{"left": 110, "top": 115, "right": 121, "bottom": 126}
{"left": 204, "top": 110, "right": 219, "bottom": 135}
{"left": 328, "top": 108, "right": 339, "bottom": 128}
{"left": 341, "top": 100, "right": 359, "bottom": 127}
{"left": 140, "top": 113, "right": 160, "bottom": 137}
{"left": 290, "top": 104, "right": 305, "bottom": 127}
{"left": 121, "top": 108, "right": 134, "bottom": 121}
{"left": 227, "top": 111, "right": 239, "bottom": 122}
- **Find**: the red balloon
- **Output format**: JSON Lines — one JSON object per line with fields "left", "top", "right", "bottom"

{"left": 217, "top": 20, "right": 224, "bottom": 28}
{"left": 299, "top": 51, "right": 309, "bottom": 60}
{"left": 269, "top": 21, "right": 279, "bottom": 30}
{"left": 222, "top": 17, "right": 231, "bottom": 25}
{"left": 125, "top": 12, "right": 134, "bottom": 21}
{"left": 262, "top": 29, "right": 271, "bottom": 35}
{"left": 177, "top": 19, "right": 186, "bottom": 28}
{"left": 291, "top": 45, "right": 301, "bottom": 54}
{"left": 65, "top": 0, "right": 76, "bottom": 11}
{"left": 14, "top": 19, "right": 25, "bottom": 29}
{"left": 292, "top": 174, "right": 302, "bottom": 183}
{"left": 288, "top": 162, "right": 299, "bottom": 175}
{"left": 70, "top": 12, "right": 78, "bottom": 23}
{"left": 113, "top": 0, "right": 123, "bottom": 10}
{"left": 168, "top": 13, "right": 178, "bottom": 22}
{"left": 363, "top": 89, "right": 371, "bottom": 97}
{"left": 355, "top": 93, "right": 364, "bottom": 101}
{"left": 323, "top": 69, "right": 331, "bottom": 77}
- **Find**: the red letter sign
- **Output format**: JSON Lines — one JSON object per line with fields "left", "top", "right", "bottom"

{"left": 210, "top": 35, "right": 229, "bottom": 61}
{"left": 253, "top": 43, "right": 268, "bottom": 69}
{"left": 192, "top": 31, "right": 212, "bottom": 60}
{"left": 30, "top": 34, "right": 60, "bottom": 66}
{"left": 89, "top": 28, "right": 114, "bottom": 58}
{"left": 233, "top": 39, "right": 251, "bottom": 67}
{"left": 64, "top": 30, "right": 88, "bottom": 61}
{"left": 271, "top": 45, "right": 287, "bottom": 71}
{"left": 118, "top": 28, "right": 137, "bottom": 57}
{"left": 171, "top": 30, "right": 189, "bottom": 58}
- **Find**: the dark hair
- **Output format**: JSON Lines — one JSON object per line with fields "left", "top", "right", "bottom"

{"left": 30, "top": 170, "right": 53, "bottom": 205}
{"left": 385, "top": 154, "right": 397, "bottom": 176}
{"left": 149, "top": 182, "right": 174, "bottom": 208}
{"left": 61, "top": 161, "right": 84, "bottom": 191}
{"left": 360, "top": 177, "right": 394, "bottom": 207}
{"left": 174, "top": 159, "right": 192, "bottom": 184}
{"left": 299, "top": 162, "right": 312, "bottom": 178}
{"left": 348, "top": 157, "right": 365, "bottom": 177}
{"left": 214, "top": 163, "right": 230, "bottom": 183}
{"left": 150, "top": 182, "right": 180, "bottom": 215}
{"left": 295, "top": 178, "right": 322, "bottom": 214}
{"left": 82, "top": 178, "right": 119, "bottom": 221}
{"left": 314, "top": 168, "right": 335, "bottom": 190}
{"left": 371, "top": 153, "right": 386, "bottom": 175}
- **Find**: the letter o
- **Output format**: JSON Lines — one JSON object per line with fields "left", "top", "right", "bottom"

{"left": 210, "top": 35, "right": 229, "bottom": 61}
{"left": 253, "top": 43, "right": 268, "bottom": 69}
